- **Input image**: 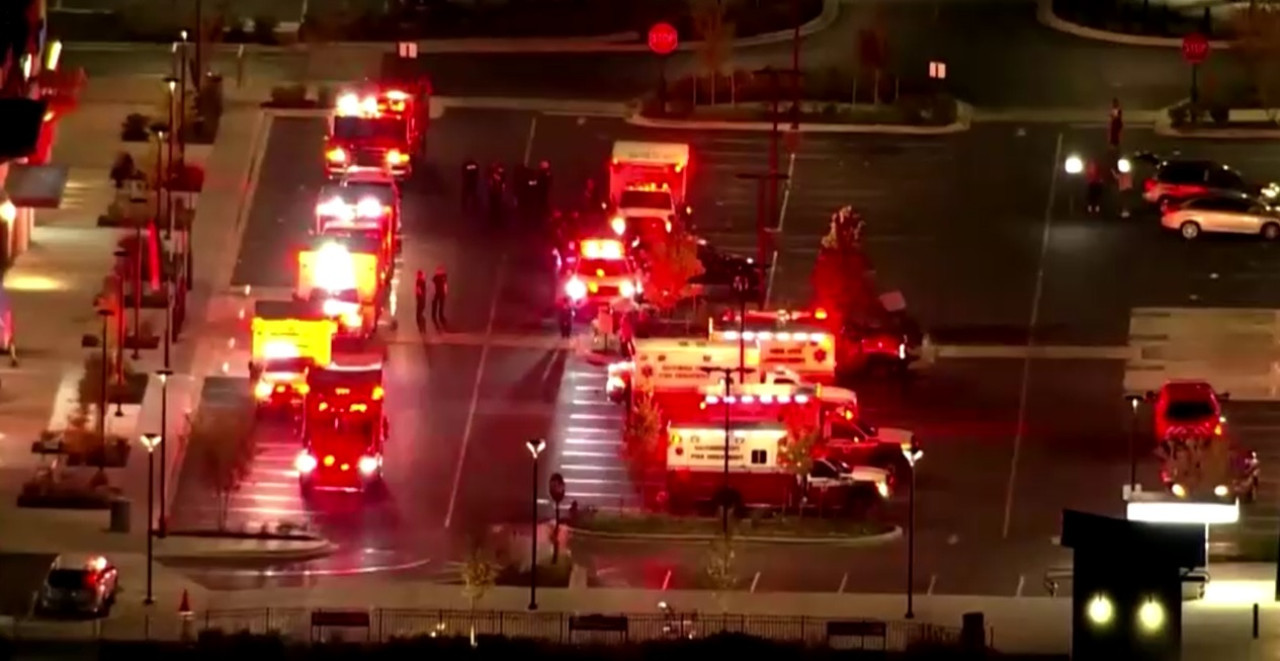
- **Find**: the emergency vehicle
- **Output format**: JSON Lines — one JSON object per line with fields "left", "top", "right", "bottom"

{"left": 314, "top": 182, "right": 398, "bottom": 260}
{"left": 608, "top": 141, "right": 690, "bottom": 238}
{"left": 605, "top": 338, "right": 801, "bottom": 408}
{"left": 664, "top": 422, "right": 891, "bottom": 513}
{"left": 294, "top": 362, "right": 387, "bottom": 494}
{"left": 249, "top": 300, "right": 336, "bottom": 413}
{"left": 324, "top": 84, "right": 429, "bottom": 179}
{"left": 319, "top": 169, "right": 402, "bottom": 242}
{"left": 295, "top": 238, "right": 387, "bottom": 338}
{"left": 558, "top": 238, "right": 641, "bottom": 319}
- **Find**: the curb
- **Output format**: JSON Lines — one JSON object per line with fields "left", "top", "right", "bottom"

{"left": 567, "top": 524, "right": 903, "bottom": 546}
{"left": 624, "top": 101, "right": 972, "bottom": 135}
{"left": 1035, "top": 0, "right": 1234, "bottom": 49}
{"left": 1152, "top": 103, "right": 1280, "bottom": 139}
{"left": 61, "top": 0, "right": 838, "bottom": 56}
{"left": 154, "top": 539, "right": 336, "bottom": 564}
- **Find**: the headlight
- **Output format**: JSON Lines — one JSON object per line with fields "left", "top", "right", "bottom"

{"left": 322, "top": 298, "right": 343, "bottom": 317}
{"left": 294, "top": 453, "right": 318, "bottom": 474}
{"left": 610, "top": 217, "right": 627, "bottom": 236}
{"left": 607, "top": 376, "right": 626, "bottom": 393}
{"left": 385, "top": 149, "right": 407, "bottom": 165}
{"left": 326, "top": 147, "right": 347, "bottom": 163}
{"left": 1171, "top": 483, "right": 1187, "bottom": 498}
{"left": 875, "top": 481, "right": 890, "bottom": 498}
{"left": 1117, "top": 158, "right": 1131, "bottom": 173}
{"left": 1214, "top": 484, "right": 1229, "bottom": 497}
{"left": 253, "top": 381, "right": 274, "bottom": 400}
{"left": 620, "top": 281, "right": 636, "bottom": 298}
{"left": 358, "top": 455, "right": 380, "bottom": 475}
{"left": 565, "top": 278, "right": 587, "bottom": 300}
{"left": 342, "top": 312, "right": 362, "bottom": 328}
{"left": 1264, "top": 184, "right": 1278, "bottom": 198}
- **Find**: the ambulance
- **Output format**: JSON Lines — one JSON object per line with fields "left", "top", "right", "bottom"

{"left": 711, "top": 309, "right": 838, "bottom": 383}
{"left": 558, "top": 238, "right": 641, "bottom": 319}
{"left": 249, "top": 300, "right": 337, "bottom": 413}
{"left": 608, "top": 141, "right": 690, "bottom": 238}
{"left": 295, "top": 238, "right": 385, "bottom": 338}
{"left": 324, "top": 84, "right": 429, "bottom": 179}
{"left": 605, "top": 338, "right": 801, "bottom": 410}
{"left": 663, "top": 421, "right": 891, "bottom": 513}
{"left": 314, "top": 183, "right": 397, "bottom": 262}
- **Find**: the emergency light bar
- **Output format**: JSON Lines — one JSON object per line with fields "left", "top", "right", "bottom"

{"left": 580, "top": 239, "right": 624, "bottom": 260}
{"left": 720, "top": 330, "right": 829, "bottom": 342}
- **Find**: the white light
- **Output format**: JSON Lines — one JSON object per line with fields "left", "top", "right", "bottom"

{"left": 875, "top": 481, "right": 890, "bottom": 498}
{"left": 314, "top": 242, "right": 357, "bottom": 292}
{"left": 0, "top": 200, "right": 16, "bottom": 224}
{"left": 565, "top": 278, "right": 587, "bottom": 300}
{"left": 620, "top": 281, "right": 636, "bottom": 298}
{"left": 1138, "top": 599, "right": 1164, "bottom": 632}
{"left": 294, "top": 452, "right": 318, "bottom": 474}
{"left": 336, "top": 94, "right": 361, "bottom": 115}
{"left": 1127, "top": 499, "right": 1240, "bottom": 524}
{"left": 262, "top": 340, "right": 299, "bottom": 360}
{"left": 1117, "top": 158, "right": 1131, "bottom": 174}
{"left": 1087, "top": 595, "right": 1114, "bottom": 625}
{"left": 1171, "top": 483, "right": 1187, "bottom": 498}
{"left": 611, "top": 217, "right": 627, "bottom": 236}
{"left": 358, "top": 455, "right": 380, "bottom": 475}
{"left": 355, "top": 197, "right": 382, "bottom": 218}
{"left": 254, "top": 381, "right": 274, "bottom": 400}
{"left": 1214, "top": 484, "right": 1229, "bottom": 497}
{"left": 1064, "top": 155, "right": 1084, "bottom": 175}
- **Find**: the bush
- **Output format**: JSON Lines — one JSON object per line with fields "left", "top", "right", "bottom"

{"left": 120, "top": 113, "right": 151, "bottom": 141}
{"left": 251, "top": 14, "right": 279, "bottom": 44}
{"left": 1210, "top": 105, "right": 1230, "bottom": 124}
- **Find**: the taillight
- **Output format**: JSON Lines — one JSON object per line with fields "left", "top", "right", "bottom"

{"left": 372, "top": 386, "right": 384, "bottom": 400}
{"left": 294, "top": 452, "right": 318, "bottom": 474}
{"left": 1144, "top": 179, "right": 1155, "bottom": 192}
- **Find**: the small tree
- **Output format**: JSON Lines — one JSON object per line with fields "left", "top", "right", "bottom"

{"left": 778, "top": 401, "right": 820, "bottom": 514}
{"left": 193, "top": 408, "right": 256, "bottom": 530}
{"left": 690, "top": 0, "right": 736, "bottom": 105}
{"left": 811, "top": 245, "right": 880, "bottom": 332}
{"left": 639, "top": 229, "right": 705, "bottom": 312}
{"left": 622, "top": 387, "right": 666, "bottom": 505}
{"left": 460, "top": 546, "right": 499, "bottom": 610}
{"left": 1158, "top": 436, "right": 1235, "bottom": 498}
{"left": 703, "top": 533, "right": 738, "bottom": 611}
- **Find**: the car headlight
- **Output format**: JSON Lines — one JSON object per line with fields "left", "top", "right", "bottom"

{"left": 1265, "top": 184, "right": 1279, "bottom": 198}
{"left": 254, "top": 381, "right": 274, "bottom": 400}
{"left": 358, "top": 455, "right": 380, "bottom": 475}
{"left": 1117, "top": 158, "right": 1131, "bottom": 174}
{"left": 294, "top": 452, "right": 318, "bottom": 474}
{"left": 1214, "top": 484, "right": 1229, "bottom": 497}
{"left": 875, "top": 481, "right": 890, "bottom": 498}
{"left": 1171, "top": 483, "right": 1187, "bottom": 498}
{"left": 610, "top": 217, "right": 627, "bottom": 236}
{"left": 342, "top": 312, "right": 362, "bottom": 328}
{"left": 326, "top": 147, "right": 347, "bottom": 163}
{"left": 322, "top": 298, "right": 344, "bottom": 317}
{"left": 565, "top": 278, "right": 587, "bottom": 300}
{"left": 620, "top": 281, "right": 635, "bottom": 298}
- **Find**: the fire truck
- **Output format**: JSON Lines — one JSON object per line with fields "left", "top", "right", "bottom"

{"left": 294, "top": 362, "right": 387, "bottom": 494}
{"left": 249, "top": 300, "right": 336, "bottom": 414}
{"left": 315, "top": 182, "right": 398, "bottom": 260}
{"left": 608, "top": 141, "right": 690, "bottom": 238}
{"left": 295, "top": 238, "right": 388, "bottom": 338}
{"left": 324, "top": 84, "right": 429, "bottom": 180}
{"left": 663, "top": 421, "right": 891, "bottom": 513}
{"left": 605, "top": 338, "right": 801, "bottom": 410}
{"left": 319, "top": 169, "right": 402, "bottom": 248}
{"left": 557, "top": 238, "right": 641, "bottom": 323}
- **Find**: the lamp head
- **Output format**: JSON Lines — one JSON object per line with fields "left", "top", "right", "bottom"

{"left": 526, "top": 437, "right": 546, "bottom": 458}
{"left": 140, "top": 433, "right": 162, "bottom": 451}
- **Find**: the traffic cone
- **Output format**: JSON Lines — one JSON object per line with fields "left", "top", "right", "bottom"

{"left": 178, "top": 589, "right": 191, "bottom": 615}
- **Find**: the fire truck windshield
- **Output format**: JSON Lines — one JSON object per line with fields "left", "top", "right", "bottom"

{"left": 579, "top": 259, "right": 630, "bottom": 276}
{"left": 334, "top": 116, "right": 405, "bottom": 141}
{"left": 619, "top": 190, "right": 671, "bottom": 209}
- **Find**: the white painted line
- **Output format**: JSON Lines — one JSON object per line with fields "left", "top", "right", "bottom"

{"left": 764, "top": 151, "right": 798, "bottom": 306}
{"left": 564, "top": 438, "right": 621, "bottom": 446}
{"left": 522, "top": 116, "right": 539, "bottom": 166}
{"left": 560, "top": 450, "right": 614, "bottom": 458}
{"left": 570, "top": 413, "right": 616, "bottom": 420}
{"left": 1003, "top": 129, "right": 1063, "bottom": 540}
{"left": 838, "top": 572, "right": 848, "bottom": 594}
{"left": 573, "top": 385, "right": 598, "bottom": 392}
{"left": 565, "top": 426, "right": 615, "bottom": 434}
{"left": 1016, "top": 574, "right": 1026, "bottom": 598}
{"left": 227, "top": 492, "right": 299, "bottom": 504}
{"left": 245, "top": 481, "right": 295, "bottom": 490}
{"left": 570, "top": 399, "right": 611, "bottom": 406}
{"left": 661, "top": 569, "right": 672, "bottom": 591}
{"left": 559, "top": 464, "right": 625, "bottom": 472}
{"left": 562, "top": 477, "right": 619, "bottom": 485}
{"left": 927, "top": 574, "right": 937, "bottom": 596}
{"left": 564, "top": 491, "right": 628, "bottom": 499}
{"left": 750, "top": 571, "right": 761, "bottom": 593}
{"left": 935, "top": 344, "right": 1135, "bottom": 360}
{"left": 569, "top": 371, "right": 604, "bottom": 380}
{"left": 445, "top": 253, "right": 507, "bottom": 529}
{"left": 225, "top": 506, "right": 310, "bottom": 517}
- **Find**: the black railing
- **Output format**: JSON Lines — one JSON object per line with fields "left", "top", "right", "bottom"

{"left": 2, "top": 607, "right": 966, "bottom": 651}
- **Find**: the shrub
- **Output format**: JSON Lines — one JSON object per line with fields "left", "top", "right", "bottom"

{"left": 1210, "top": 105, "right": 1230, "bottom": 124}
{"left": 121, "top": 113, "right": 151, "bottom": 141}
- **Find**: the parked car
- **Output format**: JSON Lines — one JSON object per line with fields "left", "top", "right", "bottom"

{"left": 34, "top": 555, "right": 118, "bottom": 618}
{"left": 1160, "top": 194, "right": 1280, "bottom": 240}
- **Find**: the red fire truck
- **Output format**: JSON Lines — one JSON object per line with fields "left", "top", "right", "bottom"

{"left": 294, "top": 362, "right": 387, "bottom": 494}
{"left": 324, "top": 84, "right": 429, "bottom": 180}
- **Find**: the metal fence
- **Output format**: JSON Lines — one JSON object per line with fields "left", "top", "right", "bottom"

{"left": 1, "top": 607, "right": 966, "bottom": 651}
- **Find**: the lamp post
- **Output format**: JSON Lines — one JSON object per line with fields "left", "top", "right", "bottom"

{"left": 163, "top": 77, "right": 177, "bottom": 238}
{"left": 735, "top": 171, "right": 790, "bottom": 304}
{"left": 111, "top": 248, "right": 128, "bottom": 415}
{"left": 903, "top": 439, "right": 923, "bottom": 619}
{"left": 1125, "top": 395, "right": 1143, "bottom": 490}
{"left": 96, "top": 308, "right": 112, "bottom": 450}
{"left": 732, "top": 274, "right": 751, "bottom": 379}
{"left": 700, "top": 366, "right": 737, "bottom": 536}
{"left": 177, "top": 30, "right": 189, "bottom": 169}
{"left": 156, "top": 369, "right": 173, "bottom": 537}
{"left": 525, "top": 437, "right": 546, "bottom": 611}
{"left": 140, "top": 432, "right": 161, "bottom": 606}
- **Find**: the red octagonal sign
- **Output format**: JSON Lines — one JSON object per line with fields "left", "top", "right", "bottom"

{"left": 1182, "top": 33, "right": 1209, "bottom": 65}
{"left": 648, "top": 22, "right": 679, "bottom": 56}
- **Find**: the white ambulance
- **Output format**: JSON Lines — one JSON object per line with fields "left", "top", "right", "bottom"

{"left": 605, "top": 338, "right": 800, "bottom": 404}
{"left": 608, "top": 141, "right": 690, "bottom": 237}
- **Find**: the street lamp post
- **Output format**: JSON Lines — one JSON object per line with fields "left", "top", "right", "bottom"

{"left": 140, "top": 432, "right": 162, "bottom": 606}
{"left": 701, "top": 366, "right": 737, "bottom": 536}
{"left": 163, "top": 77, "right": 177, "bottom": 238}
{"left": 177, "top": 31, "right": 189, "bottom": 168}
{"left": 96, "top": 308, "right": 112, "bottom": 449}
{"left": 157, "top": 369, "right": 173, "bottom": 537}
{"left": 732, "top": 274, "right": 751, "bottom": 378}
{"left": 525, "top": 437, "right": 546, "bottom": 611}
{"left": 111, "top": 248, "right": 128, "bottom": 414}
{"left": 735, "top": 172, "right": 790, "bottom": 305}
{"left": 1125, "top": 395, "right": 1143, "bottom": 490}
{"left": 903, "top": 439, "right": 923, "bottom": 619}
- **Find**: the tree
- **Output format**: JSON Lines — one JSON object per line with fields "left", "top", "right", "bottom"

{"left": 1158, "top": 436, "right": 1235, "bottom": 498}
{"left": 1229, "top": 4, "right": 1280, "bottom": 120}
{"left": 193, "top": 408, "right": 256, "bottom": 530}
{"left": 690, "top": 0, "right": 735, "bottom": 106}
{"left": 621, "top": 386, "right": 666, "bottom": 506}
{"left": 703, "top": 533, "right": 738, "bottom": 611}
{"left": 458, "top": 543, "right": 499, "bottom": 647}
{"left": 777, "top": 400, "right": 820, "bottom": 513}
{"left": 638, "top": 229, "right": 705, "bottom": 311}
{"left": 811, "top": 244, "right": 880, "bottom": 333}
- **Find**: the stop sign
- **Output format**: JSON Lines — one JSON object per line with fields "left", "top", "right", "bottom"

{"left": 549, "top": 472, "right": 566, "bottom": 504}
{"left": 1182, "top": 33, "right": 1210, "bottom": 65}
{"left": 648, "top": 22, "right": 679, "bottom": 55}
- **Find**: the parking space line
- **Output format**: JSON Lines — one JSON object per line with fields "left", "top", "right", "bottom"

{"left": 661, "top": 569, "right": 672, "bottom": 591}
{"left": 927, "top": 574, "right": 937, "bottom": 595}
{"left": 764, "top": 151, "right": 799, "bottom": 306}
{"left": 522, "top": 116, "right": 538, "bottom": 166}
{"left": 750, "top": 571, "right": 761, "bottom": 593}
{"left": 1002, "top": 130, "right": 1064, "bottom": 540}
{"left": 838, "top": 572, "right": 848, "bottom": 593}
{"left": 1016, "top": 574, "right": 1026, "bottom": 597}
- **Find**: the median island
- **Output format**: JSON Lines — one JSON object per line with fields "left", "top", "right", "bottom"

{"left": 572, "top": 511, "right": 898, "bottom": 541}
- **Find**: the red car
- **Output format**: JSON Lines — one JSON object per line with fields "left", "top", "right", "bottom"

{"left": 1149, "top": 381, "right": 1227, "bottom": 442}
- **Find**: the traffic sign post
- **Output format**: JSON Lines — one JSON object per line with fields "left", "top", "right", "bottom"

{"left": 1181, "top": 33, "right": 1210, "bottom": 104}
{"left": 549, "top": 472, "right": 566, "bottom": 563}
{"left": 648, "top": 23, "right": 679, "bottom": 110}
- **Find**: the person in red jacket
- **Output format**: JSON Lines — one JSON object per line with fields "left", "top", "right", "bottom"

{"left": 1085, "top": 159, "right": 1104, "bottom": 215}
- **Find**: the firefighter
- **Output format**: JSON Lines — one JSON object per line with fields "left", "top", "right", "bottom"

{"left": 461, "top": 158, "right": 480, "bottom": 212}
{"left": 1113, "top": 153, "right": 1134, "bottom": 219}
{"left": 1085, "top": 158, "right": 1104, "bottom": 215}
{"left": 431, "top": 265, "right": 448, "bottom": 330}
{"left": 486, "top": 162, "right": 505, "bottom": 224}
{"left": 414, "top": 270, "right": 427, "bottom": 332}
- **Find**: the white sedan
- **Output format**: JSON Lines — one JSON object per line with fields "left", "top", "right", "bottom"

{"left": 1161, "top": 195, "right": 1280, "bottom": 240}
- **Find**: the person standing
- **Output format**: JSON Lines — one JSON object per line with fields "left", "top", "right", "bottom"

{"left": 1085, "top": 159, "right": 1104, "bottom": 215}
{"left": 430, "top": 265, "right": 448, "bottom": 330}
{"left": 414, "top": 269, "right": 427, "bottom": 332}
{"left": 1108, "top": 98, "right": 1124, "bottom": 151}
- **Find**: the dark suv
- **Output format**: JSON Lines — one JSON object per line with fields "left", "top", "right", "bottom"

{"left": 1140, "top": 157, "right": 1279, "bottom": 208}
